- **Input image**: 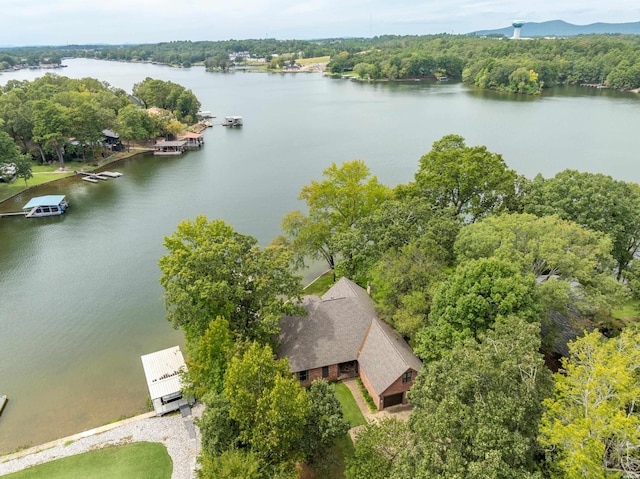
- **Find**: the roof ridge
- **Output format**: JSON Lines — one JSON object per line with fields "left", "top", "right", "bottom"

{"left": 371, "top": 317, "right": 410, "bottom": 369}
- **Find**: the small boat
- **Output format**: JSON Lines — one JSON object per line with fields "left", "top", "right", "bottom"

{"left": 222, "top": 116, "right": 243, "bottom": 127}
{"left": 0, "top": 395, "right": 7, "bottom": 415}
{"left": 22, "top": 195, "right": 69, "bottom": 218}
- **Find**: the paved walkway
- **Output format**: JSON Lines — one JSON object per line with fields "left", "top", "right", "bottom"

{"left": 342, "top": 378, "right": 413, "bottom": 441}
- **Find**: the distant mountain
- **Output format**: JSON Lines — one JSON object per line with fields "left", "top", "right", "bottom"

{"left": 471, "top": 20, "right": 640, "bottom": 37}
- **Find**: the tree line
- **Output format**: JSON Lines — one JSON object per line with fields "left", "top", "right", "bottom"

{"left": 4, "top": 33, "right": 639, "bottom": 93}
{"left": 159, "top": 134, "right": 640, "bottom": 477}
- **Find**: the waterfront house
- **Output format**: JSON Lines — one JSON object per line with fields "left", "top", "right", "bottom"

{"left": 278, "top": 277, "right": 422, "bottom": 409}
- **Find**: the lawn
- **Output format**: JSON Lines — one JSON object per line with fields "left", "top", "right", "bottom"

{"left": 612, "top": 298, "right": 640, "bottom": 320}
{"left": 334, "top": 382, "right": 366, "bottom": 428}
{"left": 304, "top": 271, "right": 334, "bottom": 296}
{"left": 4, "top": 442, "right": 172, "bottom": 479}
{"left": 298, "top": 56, "right": 330, "bottom": 65}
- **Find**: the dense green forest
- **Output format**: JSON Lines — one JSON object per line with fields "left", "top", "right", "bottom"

{"left": 3, "top": 34, "right": 640, "bottom": 93}
{"left": 0, "top": 74, "right": 200, "bottom": 173}
{"left": 159, "top": 134, "right": 640, "bottom": 478}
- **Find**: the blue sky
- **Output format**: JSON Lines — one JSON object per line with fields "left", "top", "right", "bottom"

{"left": 2, "top": 0, "right": 640, "bottom": 46}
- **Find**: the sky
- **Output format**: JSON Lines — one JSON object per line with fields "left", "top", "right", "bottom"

{"left": 2, "top": 0, "right": 640, "bottom": 47}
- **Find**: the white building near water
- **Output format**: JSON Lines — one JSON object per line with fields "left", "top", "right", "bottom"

{"left": 141, "top": 346, "right": 193, "bottom": 416}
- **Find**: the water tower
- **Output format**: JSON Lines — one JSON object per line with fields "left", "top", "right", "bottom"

{"left": 512, "top": 20, "right": 525, "bottom": 39}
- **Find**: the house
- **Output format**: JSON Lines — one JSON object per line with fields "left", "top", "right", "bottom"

{"left": 140, "top": 346, "right": 193, "bottom": 416}
{"left": 102, "top": 129, "right": 123, "bottom": 151}
{"left": 278, "top": 277, "right": 422, "bottom": 409}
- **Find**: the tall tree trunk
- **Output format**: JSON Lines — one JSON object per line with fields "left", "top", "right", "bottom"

{"left": 36, "top": 144, "right": 46, "bottom": 164}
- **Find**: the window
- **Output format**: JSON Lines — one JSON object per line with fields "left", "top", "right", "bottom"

{"left": 298, "top": 370, "right": 309, "bottom": 382}
{"left": 402, "top": 371, "right": 412, "bottom": 383}
{"left": 322, "top": 366, "right": 329, "bottom": 378}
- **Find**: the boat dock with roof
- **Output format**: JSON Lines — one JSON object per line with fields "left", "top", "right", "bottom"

{"left": 22, "top": 195, "right": 69, "bottom": 218}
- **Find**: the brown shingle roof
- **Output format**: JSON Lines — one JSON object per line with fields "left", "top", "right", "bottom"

{"left": 357, "top": 318, "right": 422, "bottom": 395}
{"left": 278, "top": 278, "right": 422, "bottom": 394}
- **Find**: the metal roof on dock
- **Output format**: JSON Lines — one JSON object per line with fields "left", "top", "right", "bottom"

{"left": 23, "top": 195, "right": 66, "bottom": 210}
{"left": 140, "top": 346, "right": 186, "bottom": 401}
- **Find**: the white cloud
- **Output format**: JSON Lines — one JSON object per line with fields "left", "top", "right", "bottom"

{"left": 1, "top": 0, "right": 639, "bottom": 46}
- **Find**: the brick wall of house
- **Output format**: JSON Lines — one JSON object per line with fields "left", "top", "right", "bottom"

{"left": 379, "top": 368, "right": 418, "bottom": 406}
{"left": 295, "top": 363, "right": 339, "bottom": 387}
{"left": 359, "top": 368, "right": 382, "bottom": 410}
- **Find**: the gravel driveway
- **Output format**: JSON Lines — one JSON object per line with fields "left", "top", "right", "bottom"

{"left": 0, "top": 404, "right": 203, "bottom": 478}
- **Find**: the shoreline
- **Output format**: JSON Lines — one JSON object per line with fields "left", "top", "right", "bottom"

{"left": 0, "top": 404, "right": 203, "bottom": 478}
{"left": 0, "top": 147, "right": 153, "bottom": 207}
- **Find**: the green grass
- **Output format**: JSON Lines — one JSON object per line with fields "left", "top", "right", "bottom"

{"left": 334, "top": 382, "right": 366, "bottom": 427}
{"left": 302, "top": 433, "right": 355, "bottom": 479}
{"left": 3, "top": 442, "right": 172, "bottom": 479}
{"left": 304, "top": 272, "right": 334, "bottom": 296}
{"left": 612, "top": 298, "right": 640, "bottom": 319}
{"left": 298, "top": 56, "right": 330, "bottom": 65}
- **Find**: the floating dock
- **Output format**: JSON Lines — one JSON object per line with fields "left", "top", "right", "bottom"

{"left": 78, "top": 170, "right": 122, "bottom": 183}
{"left": 99, "top": 171, "right": 123, "bottom": 178}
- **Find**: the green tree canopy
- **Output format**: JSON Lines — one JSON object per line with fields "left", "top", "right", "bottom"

{"left": 345, "top": 418, "right": 413, "bottom": 479}
{"left": 333, "top": 196, "right": 458, "bottom": 283}
{"left": 539, "top": 325, "right": 640, "bottom": 478}
{"left": 223, "top": 342, "right": 309, "bottom": 468}
{"left": 405, "top": 317, "right": 553, "bottom": 479}
{"left": 370, "top": 236, "right": 448, "bottom": 339}
{"left": 299, "top": 380, "right": 350, "bottom": 463}
{"left": 281, "top": 160, "right": 391, "bottom": 276}
{"left": 414, "top": 257, "right": 541, "bottom": 361}
{"left": 523, "top": 170, "right": 640, "bottom": 278}
{"left": 414, "top": 134, "right": 517, "bottom": 222}
{"left": 454, "top": 213, "right": 627, "bottom": 315}
{"left": 183, "top": 317, "right": 233, "bottom": 399}
{"left": 159, "top": 215, "right": 303, "bottom": 342}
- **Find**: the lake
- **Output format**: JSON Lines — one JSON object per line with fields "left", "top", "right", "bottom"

{"left": 0, "top": 59, "right": 638, "bottom": 453}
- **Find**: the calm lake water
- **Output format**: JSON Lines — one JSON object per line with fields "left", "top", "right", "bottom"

{"left": 0, "top": 59, "right": 638, "bottom": 452}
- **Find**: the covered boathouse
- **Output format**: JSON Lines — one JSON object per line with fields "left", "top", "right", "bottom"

{"left": 22, "top": 195, "right": 69, "bottom": 217}
{"left": 177, "top": 131, "right": 204, "bottom": 148}
{"left": 140, "top": 346, "right": 193, "bottom": 416}
{"left": 154, "top": 140, "right": 187, "bottom": 156}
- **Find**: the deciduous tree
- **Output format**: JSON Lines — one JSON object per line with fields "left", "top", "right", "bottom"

{"left": 415, "top": 257, "right": 541, "bottom": 361}
{"left": 454, "top": 213, "right": 627, "bottom": 315}
{"left": 415, "top": 134, "right": 517, "bottom": 222}
{"left": 523, "top": 170, "right": 640, "bottom": 278}
{"left": 159, "top": 216, "right": 303, "bottom": 342}
{"left": 223, "top": 342, "right": 309, "bottom": 467}
{"left": 281, "top": 160, "right": 391, "bottom": 277}
{"left": 539, "top": 325, "right": 640, "bottom": 478}
{"left": 406, "top": 317, "right": 553, "bottom": 479}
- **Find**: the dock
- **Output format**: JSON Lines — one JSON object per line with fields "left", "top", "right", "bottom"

{"left": 78, "top": 170, "right": 122, "bottom": 183}
{"left": 0, "top": 211, "right": 27, "bottom": 218}
{"left": 99, "top": 171, "right": 123, "bottom": 178}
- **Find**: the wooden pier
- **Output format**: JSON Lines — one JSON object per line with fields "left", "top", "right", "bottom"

{"left": 0, "top": 211, "right": 26, "bottom": 218}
